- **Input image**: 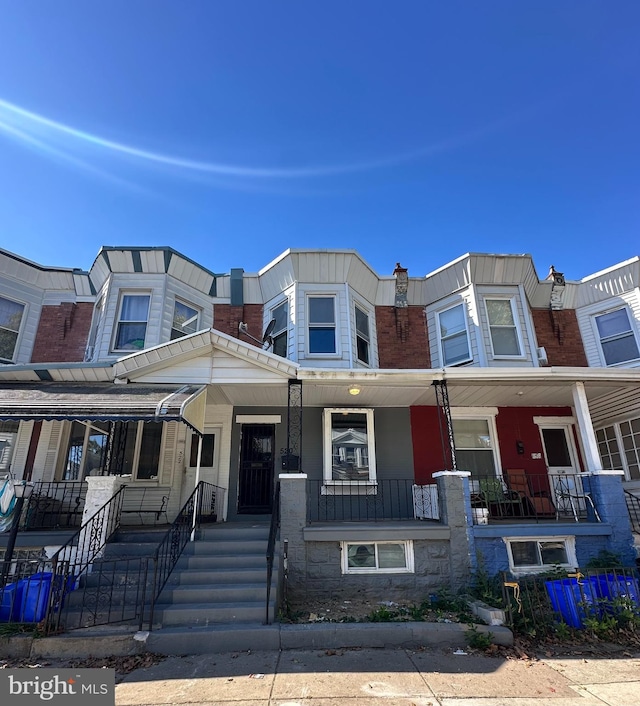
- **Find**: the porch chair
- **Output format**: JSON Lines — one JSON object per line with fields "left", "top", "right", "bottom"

{"left": 476, "top": 475, "right": 528, "bottom": 518}
{"left": 504, "top": 468, "right": 556, "bottom": 518}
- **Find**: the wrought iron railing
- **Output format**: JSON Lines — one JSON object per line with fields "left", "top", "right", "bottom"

{"left": 625, "top": 490, "right": 640, "bottom": 534}
{"left": 307, "top": 479, "right": 424, "bottom": 522}
{"left": 21, "top": 481, "right": 87, "bottom": 530}
{"left": 265, "top": 481, "right": 280, "bottom": 624}
{"left": 471, "top": 472, "right": 602, "bottom": 524}
{"left": 146, "top": 482, "right": 223, "bottom": 630}
{"left": 44, "top": 485, "right": 127, "bottom": 633}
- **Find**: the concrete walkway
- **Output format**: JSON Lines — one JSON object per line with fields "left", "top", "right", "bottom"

{"left": 115, "top": 646, "right": 640, "bottom": 706}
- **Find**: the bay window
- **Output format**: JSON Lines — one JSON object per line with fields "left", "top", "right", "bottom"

{"left": 438, "top": 303, "right": 471, "bottom": 366}
{"left": 308, "top": 296, "right": 336, "bottom": 354}
{"left": 113, "top": 293, "right": 150, "bottom": 352}
{"left": 171, "top": 300, "right": 200, "bottom": 340}
{"left": 485, "top": 298, "right": 522, "bottom": 357}
{"left": 0, "top": 296, "right": 25, "bottom": 363}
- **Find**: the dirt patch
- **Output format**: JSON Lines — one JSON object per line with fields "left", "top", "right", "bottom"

{"left": 1, "top": 652, "right": 166, "bottom": 679}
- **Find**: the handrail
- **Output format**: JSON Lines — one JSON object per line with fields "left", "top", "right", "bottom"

{"left": 265, "top": 481, "right": 281, "bottom": 625}
{"left": 146, "top": 481, "right": 221, "bottom": 630}
{"left": 45, "top": 485, "right": 126, "bottom": 634}
{"left": 625, "top": 489, "right": 640, "bottom": 534}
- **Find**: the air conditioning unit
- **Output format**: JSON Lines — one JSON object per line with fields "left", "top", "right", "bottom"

{"left": 537, "top": 347, "right": 548, "bottom": 366}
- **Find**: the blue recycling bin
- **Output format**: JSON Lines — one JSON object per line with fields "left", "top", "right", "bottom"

{"left": 592, "top": 573, "right": 640, "bottom": 605}
{"left": 19, "top": 572, "right": 54, "bottom": 623}
{"left": 545, "top": 577, "right": 600, "bottom": 628}
{"left": 0, "top": 582, "right": 23, "bottom": 622}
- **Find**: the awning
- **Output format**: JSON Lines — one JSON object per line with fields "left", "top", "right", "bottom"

{"left": 0, "top": 383, "right": 207, "bottom": 434}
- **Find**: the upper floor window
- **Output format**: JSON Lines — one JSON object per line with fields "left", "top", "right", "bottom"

{"left": 271, "top": 300, "right": 288, "bottom": 358}
{"left": 438, "top": 303, "right": 471, "bottom": 366}
{"left": 113, "top": 293, "right": 150, "bottom": 352}
{"left": 594, "top": 308, "right": 640, "bottom": 366}
{"left": 355, "top": 305, "right": 370, "bottom": 365}
{"left": 308, "top": 296, "right": 336, "bottom": 354}
{"left": 324, "top": 408, "right": 376, "bottom": 482}
{"left": 171, "top": 300, "right": 200, "bottom": 341}
{"left": 0, "top": 296, "right": 25, "bottom": 363}
{"left": 485, "top": 298, "right": 522, "bottom": 357}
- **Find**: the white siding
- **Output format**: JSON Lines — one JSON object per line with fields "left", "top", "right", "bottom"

{"left": 160, "top": 279, "right": 215, "bottom": 342}
{"left": 0, "top": 277, "right": 46, "bottom": 364}
{"left": 168, "top": 254, "right": 216, "bottom": 295}
{"left": 576, "top": 291, "right": 640, "bottom": 368}
{"left": 577, "top": 258, "right": 640, "bottom": 307}
{"left": 590, "top": 389, "right": 640, "bottom": 428}
{"left": 160, "top": 422, "right": 179, "bottom": 518}
{"left": 426, "top": 286, "right": 477, "bottom": 368}
{"left": 139, "top": 250, "right": 168, "bottom": 274}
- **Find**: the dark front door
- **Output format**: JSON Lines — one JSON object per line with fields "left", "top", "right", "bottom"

{"left": 238, "top": 424, "right": 274, "bottom": 514}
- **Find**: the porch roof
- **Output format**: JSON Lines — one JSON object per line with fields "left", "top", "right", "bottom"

{"left": 0, "top": 382, "right": 207, "bottom": 434}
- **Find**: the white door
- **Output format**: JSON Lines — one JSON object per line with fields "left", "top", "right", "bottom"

{"left": 539, "top": 424, "right": 585, "bottom": 518}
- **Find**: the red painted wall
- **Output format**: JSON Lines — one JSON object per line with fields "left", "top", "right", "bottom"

{"left": 410, "top": 405, "right": 580, "bottom": 483}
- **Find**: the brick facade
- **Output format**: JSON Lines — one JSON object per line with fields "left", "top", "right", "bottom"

{"left": 531, "top": 308, "right": 589, "bottom": 367}
{"left": 213, "top": 303, "right": 264, "bottom": 345}
{"left": 375, "top": 305, "right": 431, "bottom": 369}
{"left": 31, "top": 302, "right": 93, "bottom": 363}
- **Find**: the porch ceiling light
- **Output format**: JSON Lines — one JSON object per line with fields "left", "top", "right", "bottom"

{"left": 348, "top": 385, "right": 361, "bottom": 396}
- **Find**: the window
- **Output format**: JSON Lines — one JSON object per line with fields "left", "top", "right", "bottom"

{"left": 485, "top": 298, "right": 522, "bottom": 357}
{"left": 342, "top": 540, "right": 414, "bottom": 574}
{"left": 596, "top": 419, "right": 640, "bottom": 481}
{"left": 324, "top": 408, "right": 376, "bottom": 482}
{"left": 189, "top": 433, "right": 216, "bottom": 467}
{"left": 85, "top": 297, "right": 104, "bottom": 361}
{"left": 596, "top": 426, "right": 623, "bottom": 471}
{"left": 505, "top": 537, "right": 576, "bottom": 575}
{"left": 452, "top": 417, "right": 498, "bottom": 478}
{"left": 63, "top": 421, "right": 110, "bottom": 480}
{"left": 438, "top": 303, "right": 471, "bottom": 366}
{"left": 355, "top": 305, "right": 370, "bottom": 365}
{"left": 113, "top": 294, "right": 150, "bottom": 351}
{"left": 308, "top": 296, "right": 336, "bottom": 354}
{"left": 270, "top": 300, "right": 288, "bottom": 358}
{"left": 171, "top": 300, "right": 200, "bottom": 340}
{"left": 0, "top": 421, "right": 19, "bottom": 475}
{"left": 121, "top": 421, "right": 163, "bottom": 480}
{"left": 595, "top": 308, "right": 640, "bottom": 366}
{"left": 0, "top": 296, "right": 25, "bottom": 363}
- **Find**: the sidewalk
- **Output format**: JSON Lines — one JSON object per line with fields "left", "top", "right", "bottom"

{"left": 115, "top": 646, "right": 640, "bottom": 706}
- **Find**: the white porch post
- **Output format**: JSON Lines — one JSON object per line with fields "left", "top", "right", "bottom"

{"left": 571, "top": 381, "right": 603, "bottom": 473}
{"left": 190, "top": 433, "right": 203, "bottom": 541}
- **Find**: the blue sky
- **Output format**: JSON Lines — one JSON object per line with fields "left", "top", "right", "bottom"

{"left": 0, "top": 2, "right": 638, "bottom": 280}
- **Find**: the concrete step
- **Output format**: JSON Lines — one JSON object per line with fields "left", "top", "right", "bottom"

{"left": 159, "top": 583, "right": 267, "bottom": 604}
{"left": 166, "top": 566, "right": 271, "bottom": 585}
{"left": 146, "top": 623, "right": 280, "bottom": 655}
{"left": 103, "top": 542, "right": 162, "bottom": 558}
{"left": 157, "top": 601, "right": 273, "bottom": 626}
{"left": 177, "top": 553, "right": 266, "bottom": 570}
{"left": 110, "top": 529, "right": 169, "bottom": 543}
{"left": 196, "top": 524, "right": 269, "bottom": 541}
{"left": 183, "top": 539, "right": 268, "bottom": 556}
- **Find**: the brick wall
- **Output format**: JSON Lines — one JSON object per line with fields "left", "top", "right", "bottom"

{"left": 531, "top": 308, "right": 588, "bottom": 367}
{"left": 31, "top": 302, "right": 93, "bottom": 363}
{"left": 375, "top": 305, "right": 431, "bottom": 368}
{"left": 213, "top": 303, "right": 264, "bottom": 345}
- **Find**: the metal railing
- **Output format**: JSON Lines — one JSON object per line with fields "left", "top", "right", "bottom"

{"left": 471, "top": 472, "right": 602, "bottom": 524}
{"left": 146, "top": 482, "right": 223, "bottom": 630}
{"left": 624, "top": 490, "right": 640, "bottom": 534}
{"left": 265, "top": 481, "right": 280, "bottom": 624}
{"left": 308, "top": 479, "right": 425, "bottom": 522}
{"left": 502, "top": 566, "right": 640, "bottom": 636}
{"left": 21, "top": 481, "right": 87, "bottom": 530}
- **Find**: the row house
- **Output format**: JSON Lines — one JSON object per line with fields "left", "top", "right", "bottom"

{"left": 0, "top": 245, "right": 639, "bottom": 632}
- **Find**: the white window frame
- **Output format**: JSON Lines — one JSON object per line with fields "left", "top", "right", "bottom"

{"left": 323, "top": 408, "right": 377, "bottom": 486}
{"left": 341, "top": 540, "right": 414, "bottom": 574}
{"left": 451, "top": 408, "right": 502, "bottom": 481}
{"left": 592, "top": 306, "right": 640, "bottom": 367}
{"left": 354, "top": 304, "right": 371, "bottom": 366}
{"left": 85, "top": 296, "right": 104, "bottom": 361}
{"left": 504, "top": 536, "right": 577, "bottom": 576}
{"left": 596, "top": 417, "right": 640, "bottom": 482}
{"left": 171, "top": 299, "right": 201, "bottom": 341}
{"left": 112, "top": 291, "right": 151, "bottom": 353}
{"left": 0, "top": 294, "right": 26, "bottom": 364}
{"left": 307, "top": 294, "right": 339, "bottom": 356}
{"left": 270, "top": 298, "right": 289, "bottom": 359}
{"left": 484, "top": 296, "right": 524, "bottom": 359}
{"left": 437, "top": 302, "right": 472, "bottom": 367}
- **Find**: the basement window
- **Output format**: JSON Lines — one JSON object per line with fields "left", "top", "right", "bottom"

{"left": 504, "top": 536, "right": 576, "bottom": 575}
{"left": 341, "top": 540, "right": 414, "bottom": 574}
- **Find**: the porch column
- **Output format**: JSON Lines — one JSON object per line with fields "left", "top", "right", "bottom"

{"left": 571, "top": 381, "right": 603, "bottom": 473}
{"left": 434, "top": 471, "right": 476, "bottom": 589}
{"left": 279, "top": 473, "right": 307, "bottom": 600}
{"left": 79, "top": 476, "right": 123, "bottom": 559}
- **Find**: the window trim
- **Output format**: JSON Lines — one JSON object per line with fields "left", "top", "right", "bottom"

{"left": 484, "top": 296, "right": 525, "bottom": 359}
{"left": 436, "top": 302, "right": 472, "bottom": 367}
{"left": 451, "top": 408, "right": 502, "bottom": 480}
{"left": 188, "top": 430, "right": 219, "bottom": 470}
{"left": 306, "top": 294, "right": 339, "bottom": 356}
{"left": 341, "top": 540, "right": 414, "bottom": 574}
{"left": 0, "top": 294, "right": 26, "bottom": 364}
{"left": 354, "top": 304, "right": 371, "bottom": 366}
{"left": 171, "top": 298, "right": 201, "bottom": 341}
{"left": 323, "top": 408, "right": 377, "bottom": 484}
{"left": 111, "top": 291, "right": 151, "bottom": 353}
{"left": 270, "top": 298, "right": 289, "bottom": 359}
{"left": 592, "top": 306, "right": 640, "bottom": 367}
{"left": 596, "top": 417, "right": 640, "bottom": 482}
{"left": 504, "top": 536, "right": 577, "bottom": 576}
